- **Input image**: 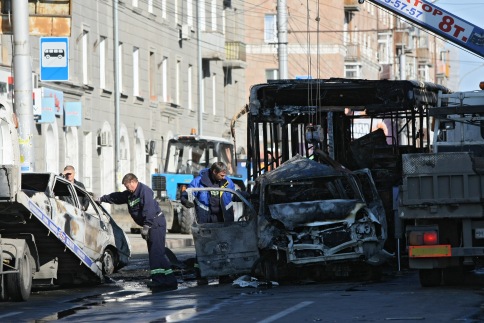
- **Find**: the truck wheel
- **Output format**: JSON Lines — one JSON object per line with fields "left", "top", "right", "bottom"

{"left": 102, "top": 249, "right": 116, "bottom": 276}
{"left": 180, "top": 206, "right": 195, "bottom": 234}
{"left": 6, "top": 245, "right": 32, "bottom": 301}
{"left": 168, "top": 208, "right": 182, "bottom": 234}
{"left": 419, "top": 269, "right": 442, "bottom": 287}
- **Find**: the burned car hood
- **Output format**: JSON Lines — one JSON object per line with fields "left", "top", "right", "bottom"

{"left": 269, "top": 199, "right": 364, "bottom": 230}
{"left": 256, "top": 155, "right": 376, "bottom": 229}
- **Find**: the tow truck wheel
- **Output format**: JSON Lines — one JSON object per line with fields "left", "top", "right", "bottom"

{"left": 419, "top": 268, "right": 442, "bottom": 287}
{"left": 5, "top": 245, "right": 32, "bottom": 301}
{"left": 102, "top": 249, "right": 116, "bottom": 276}
{"left": 180, "top": 205, "right": 195, "bottom": 234}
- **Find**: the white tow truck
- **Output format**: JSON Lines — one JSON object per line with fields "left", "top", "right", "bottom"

{"left": 0, "top": 99, "right": 131, "bottom": 301}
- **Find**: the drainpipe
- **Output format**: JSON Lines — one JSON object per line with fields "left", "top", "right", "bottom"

{"left": 197, "top": 0, "right": 203, "bottom": 135}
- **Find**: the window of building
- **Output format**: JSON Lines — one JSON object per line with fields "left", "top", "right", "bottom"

{"left": 418, "top": 64, "right": 430, "bottom": 82}
{"left": 161, "top": 57, "right": 168, "bottom": 102}
{"left": 148, "top": 0, "right": 153, "bottom": 13}
{"left": 132, "top": 0, "right": 138, "bottom": 8}
{"left": 174, "top": 0, "right": 178, "bottom": 25}
{"left": 343, "top": 12, "right": 350, "bottom": 45}
{"left": 188, "top": 64, "right": 193, "bottom": 110}
{"left": 162, "top": 0, "right": 167, "bottom": 19}
{"left": 211, "top": 0, "right": 217, "bottom": 31}
{"left": 176, "top": 59, "right": 180, "bottom": 106}
{"left": 200, "top": 0, "right": 206, "bottom": 31}
{"left": 133, "top": 47, "right": 139, "bottom": 97}
{"left": 264, "top": 14, "right": 277, "bottom": 43}
{"left": 378, "top": 33, "right": 391, "bottom": 64}
{"left": 187, "top": 0, "right": 193, "bottom": 26}
{"left": 150, "top": 51, "right": 156, "bottom": 101}
{"left": 265, "top": 69, "right": 278, "bottom": 81}
{"left": 82, "top": 30, "right": 89, "bottom": 85}
{"left": 222, "top": 7, "right": 226, "bottom": 34}
{"left": 212, "top": 73, "right": 216, "bottom": 115}
{"left": 100, "top": 36, "right": 107, "bottom": 89}
{"left": 344, "top": 64, "right": 361, "bottom": 79}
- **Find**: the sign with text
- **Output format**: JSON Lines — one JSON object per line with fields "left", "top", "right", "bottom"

{"left": 368, "top": 0, "right": 484, "bottom": 58}
{"left": 64, "top": 102, "right": 82, "bottom": 127}
{"left": 36, "top": 97, "right": 55, "bottom": 123}
{"left": 42, "top": 87, "right": 64, "bottom": 116}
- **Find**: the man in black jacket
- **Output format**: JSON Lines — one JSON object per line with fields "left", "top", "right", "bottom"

{"left": 97, "top": 173, "right": 177, "bottom": 291}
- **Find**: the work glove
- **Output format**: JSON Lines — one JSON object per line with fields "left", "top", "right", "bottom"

{"left": 184, "top": 200, "right": 195, "bottom": 208}
{"left": 181, "top": 198, "right": 195, "bottom": 208}
{"left": 141, "top": 225, "right": 151, "bottom": 241}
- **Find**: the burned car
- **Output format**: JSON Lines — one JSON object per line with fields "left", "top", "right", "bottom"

{"left": 1, "top": 172, "right": 131, "bottom": 287}
{"left": 191, "top": 155, "right": 389, "bottom": 281}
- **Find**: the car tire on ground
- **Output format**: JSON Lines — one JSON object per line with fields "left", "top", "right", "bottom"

{"left": 180, "top": 205, "right": 195, "bottom": 234}
{"left": 102, "top": 248, "right": 116, "bottom": 275}
{"left": 5, "top": 245, "right": 33, "bottom": 301}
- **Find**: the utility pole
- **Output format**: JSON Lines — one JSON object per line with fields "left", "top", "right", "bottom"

{"left": 197, "top": 0, "right": 204, "bottom": 135}
{"left": 13, "top": 0, "right": 34, "bottom": 172}
{"left": 113, "top": 0, "right": 121, "bottom": 191}
{"left": 277, "top": 0, "right": 288, "bottom": 79}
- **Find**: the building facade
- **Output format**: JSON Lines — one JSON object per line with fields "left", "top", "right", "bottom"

{"left": 0, "top": 0, "right": 247, "bottom": 198}
{"left": 243, "top": 0, "right": 451, "bottom": 95}
{"left": 0, "top": 0, "right": 454, "bottom": 200}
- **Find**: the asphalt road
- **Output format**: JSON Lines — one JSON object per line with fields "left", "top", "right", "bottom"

{"left": 3, "top": 265, "right": 484, "bottom": 322}
{"left": 3, "top": 234, "right": 484, "bottom": 322}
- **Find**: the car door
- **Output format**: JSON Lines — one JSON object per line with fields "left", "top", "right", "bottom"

{"left": 75, "top": 185, "right": 111, "bottom": 255}
{"left": 188, "top": 187, "right": 259, "bottom": 277}
{"left": 52, "top": 177, "right": 86, "bottom": 249}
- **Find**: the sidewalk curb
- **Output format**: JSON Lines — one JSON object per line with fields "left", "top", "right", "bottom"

{"left": 127, "top": 233, "right": 194, "bottom": 254}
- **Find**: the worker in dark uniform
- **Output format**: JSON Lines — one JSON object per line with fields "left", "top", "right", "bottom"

{"left": 97, "top": 173, "right": 177, "bottom": 291}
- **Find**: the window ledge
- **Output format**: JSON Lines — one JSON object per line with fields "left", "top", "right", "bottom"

{"left": 134, "top": 95, "right": 144, "bottom": 104}
{"left": 100, "top": 88, "right": 112, "bottom": 97}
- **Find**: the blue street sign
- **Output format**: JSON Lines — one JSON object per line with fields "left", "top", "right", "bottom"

{"left": 40, "top": 37, "right": 69, "bottom": 81}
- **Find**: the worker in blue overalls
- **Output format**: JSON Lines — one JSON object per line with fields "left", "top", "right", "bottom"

{"left": 181, "top": 161, "right": 247, "bottom": 285}
{"left": 98, "top": 173, "right": 177, "bottom": 292}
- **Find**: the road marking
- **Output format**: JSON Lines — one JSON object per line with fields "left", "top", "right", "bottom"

{"left": 258, "top": 301, "right": 314, "bottom": 323}
{"left": 0, "top": 312, "right": 22, "bottom": 319}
